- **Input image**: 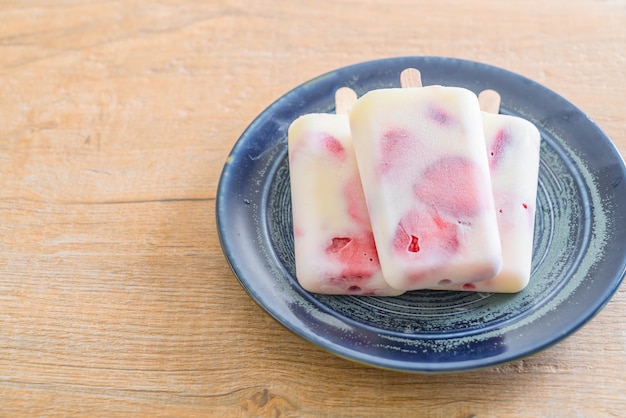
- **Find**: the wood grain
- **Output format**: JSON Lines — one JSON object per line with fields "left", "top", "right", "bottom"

{"left": 0, "top": 0, "right": 624, "bottom": 416}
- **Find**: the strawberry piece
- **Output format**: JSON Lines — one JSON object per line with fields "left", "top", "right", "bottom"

{"left": 414, "top": 156, "right": 488, "bottom": 218}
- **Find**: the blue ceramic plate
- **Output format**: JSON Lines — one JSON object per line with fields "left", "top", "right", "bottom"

{"left": 216, "top": 57, "right": 626, "bottom": 373}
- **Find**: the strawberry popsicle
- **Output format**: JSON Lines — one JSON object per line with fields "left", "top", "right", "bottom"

{"left": 349, "top": 72, "right": 502, "bottom": 292}
{"left": 437, "top": 89, "right": 541, "bottom": 293}
{"left": 288, "top": 87, "right": 404, "bottom": 296}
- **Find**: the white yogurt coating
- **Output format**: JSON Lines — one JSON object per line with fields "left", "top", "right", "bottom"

{"left": 436, "top": 112, "right": 541, "bottom": 292}
{"left": 288, "top": 113, "right": 404, "bottom": 296}
{"left": 349, "top": 85, "right": 503, "bottom": 291}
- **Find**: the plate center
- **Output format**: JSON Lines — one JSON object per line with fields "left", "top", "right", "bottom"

{"left": 266, "top": 133, "right": 591, "bottom": 336}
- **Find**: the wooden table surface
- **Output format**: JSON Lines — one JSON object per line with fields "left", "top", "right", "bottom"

{"left": 1, "top": 0, "right": 625, "bottom": 416}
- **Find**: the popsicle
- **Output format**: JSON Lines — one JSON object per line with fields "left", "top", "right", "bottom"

{"left": 436, "top": 89, "right": 541, "bottom": 292}
{"left": 349, "top": 69, "right": 502, "bottom": 292}
{"left": 288, "top": 87, "right": 404, "bottom": 296}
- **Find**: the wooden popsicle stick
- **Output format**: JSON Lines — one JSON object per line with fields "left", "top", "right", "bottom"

{"left": 478, "top": 89, "right": 501, "bottom": 114}
{"left": 335, "top": 87, "right": 357, "bottom": 115}
{"left": 400, "top": 68, "right": 422, "bottom": 88}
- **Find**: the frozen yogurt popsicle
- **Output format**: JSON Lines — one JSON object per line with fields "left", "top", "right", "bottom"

{"left": 288, "top": 87, "right": 404, "bottom": 296}
{"left": 349, "top": 70, "right": 502, "bottom": 292}
{"left": 437, "top": 90, "right": 541, "bottom": 292}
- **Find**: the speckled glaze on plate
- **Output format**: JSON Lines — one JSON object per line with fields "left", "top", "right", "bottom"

{"left": 216, "top": 57, "right": 626, "bottom": 373}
